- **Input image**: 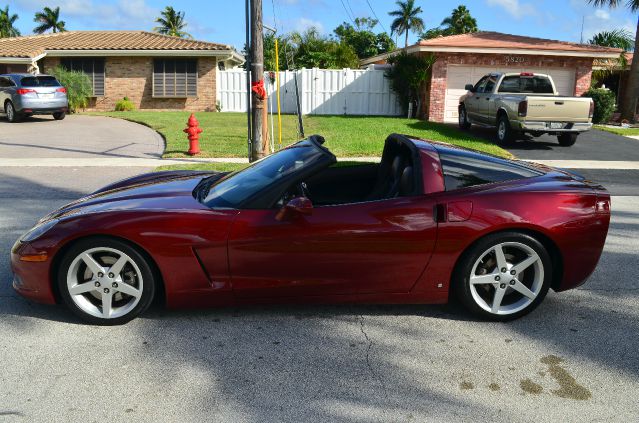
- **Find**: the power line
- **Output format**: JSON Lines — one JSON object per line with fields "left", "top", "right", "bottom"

{"left": 364, "top": 0, "right": 387, "bottom": 33}
{"left": 345, "top": 0, "right": 357, "bottom": 21}
{"left": 339, "top": 0, "right": 355, "bottom": 24}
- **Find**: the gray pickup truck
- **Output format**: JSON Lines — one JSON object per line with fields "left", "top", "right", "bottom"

{"left": 459, "top": 72, "right": 594, "bottom": 146}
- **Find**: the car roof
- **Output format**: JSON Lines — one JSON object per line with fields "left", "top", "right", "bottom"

{"left": 0, "top": 73, "right": 55, "bottom": 78}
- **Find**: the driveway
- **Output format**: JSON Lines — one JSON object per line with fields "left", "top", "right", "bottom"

{"left": 0, "top": 115, "right": 164, "bottom": 158}
{"left": 0, "top": 117, "right": 638, "bottom": 422}
{"left": 469, "top": 127, "right": 639, "bottom": 196}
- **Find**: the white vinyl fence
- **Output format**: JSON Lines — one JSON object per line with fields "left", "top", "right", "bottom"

{"left": 217, "top": 67, "right": 402, "bottom": 116}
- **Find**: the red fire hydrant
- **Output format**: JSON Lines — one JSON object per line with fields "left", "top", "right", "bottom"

{"left": 183, "top": 113, "right": 203, "bottom": 155}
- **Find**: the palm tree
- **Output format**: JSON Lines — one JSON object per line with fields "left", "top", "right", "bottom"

{"left": 389, "top": 0, "right": 425, "bottom": 48}
{"left": 153, "top": 6, "right": 192, "bottom": 38}
{"left": 441, "top": 5, "right": 478, "bottom": 35}
{"left": 0, "top": 6, "right": 20, "bottom": 38}
{"left": 33, "top": 6, "right": 66, "bottom": 34}
{"left": 589, "top": 29, "right": 634, "bottom": 68}
{"left": 588, "top": 0, "right": 639, "bottom": 121}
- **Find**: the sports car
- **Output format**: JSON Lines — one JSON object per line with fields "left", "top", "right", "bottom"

{"left": 11, "top": 134, "right": 611, "bottom": 325}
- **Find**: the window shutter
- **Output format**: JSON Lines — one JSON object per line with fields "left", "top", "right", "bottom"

{"left": 152, "top": 58, "right": 197, "bottom": 98}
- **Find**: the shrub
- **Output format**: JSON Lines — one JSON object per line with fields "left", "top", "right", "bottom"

{"left": 386, "top": 52, "right": 436, "bottom": 117}
{"left": 49, "top": 66, "right": 92, "bottom": 113}
{"left": 582, "top": 87, "right": 616, "bottom": 124}
{"left": 115, "top": 97, "right": 136, "bottom": 112}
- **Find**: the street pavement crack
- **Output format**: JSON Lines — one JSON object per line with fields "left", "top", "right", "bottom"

{"left": 359, "top": 315, "right": 389, "bottom": 404}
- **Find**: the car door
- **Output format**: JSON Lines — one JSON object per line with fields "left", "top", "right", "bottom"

{"left": 227, "top": 195, "right": 439, "bottom": 299}
{"left": 477, "top": 75, "right": 498, "bottom": 124}
{"left": 0, "top": 77, "right": 9, "bottom": 106}
{"left": 465, "top": 76, "right": 488, "bottom": 122}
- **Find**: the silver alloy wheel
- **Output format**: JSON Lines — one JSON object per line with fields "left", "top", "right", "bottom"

{"left": 6, "top": 103, "right": 14, "bottom": 121}
{"left": 66, "top": 247, "right": 143, "bottom": 319}
{"left": 469, "top": 242, "right": 543, "bottom": 315}
{"left": 498, "top": 120, "right": 506, "bottom": 140}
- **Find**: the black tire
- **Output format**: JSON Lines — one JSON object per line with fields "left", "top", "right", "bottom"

{"left": 57, "top": 237, "right": 156, "bottom": 325}
{"left": 496, "top": 114, "right": 515, "bottom": 146}
{"left": 557, "top": 133, "right": 577, "bottom": 147}
{"left": 53, "top": 111, "right": 66, "bottom": 120}
{"left": 453, "top": 231, "right": 552, "bottom": 321}
{"left": 458, "top": 105, "right": 471, "bottom": 130}
{"left": 5, "top": 101, "right": 20, "bottom": 123}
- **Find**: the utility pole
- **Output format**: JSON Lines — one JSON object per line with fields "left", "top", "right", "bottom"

{"left": 250, "top": 0, "right": 266, "bottom": 161}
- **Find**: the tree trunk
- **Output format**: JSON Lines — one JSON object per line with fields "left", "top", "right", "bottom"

{"left": 404, "top": 30, "right": 409, "bottom": 48}
{"left": 620, "top": 16, "right": 639, "bottom": 122}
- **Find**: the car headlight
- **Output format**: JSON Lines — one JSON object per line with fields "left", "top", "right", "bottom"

{"left": 21, "top": 219, "right": 59, "bottom": 242}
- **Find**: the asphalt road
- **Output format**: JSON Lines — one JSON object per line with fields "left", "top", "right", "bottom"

{"left": 0, "top": 120, "right": 638, "bottom": 422}
{"left": 469, "top": 127, "right": 639, "bottom": 196}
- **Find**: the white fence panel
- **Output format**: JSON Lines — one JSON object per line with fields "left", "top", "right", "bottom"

{"left": 217, "top": 68, "right": 402, "bottom": 116}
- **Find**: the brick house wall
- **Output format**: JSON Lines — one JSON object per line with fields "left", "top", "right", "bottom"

{"left": 423, "top": 52, "right": 594, "bottom": 122}
{"left": 42, "top": 56, "right": 217, "bottom": 112}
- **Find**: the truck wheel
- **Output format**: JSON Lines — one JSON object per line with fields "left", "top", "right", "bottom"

{"left": 458, "top": 106, "right": 471, "bottom": 130}
{"left": 557, "top": 133, "right": 577, "bottom": 147}
{"left": 496, "top": 115, "right": 514, "bottom": 145}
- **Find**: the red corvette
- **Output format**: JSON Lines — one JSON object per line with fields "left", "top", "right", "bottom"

{"left": 11, "top": 134, "right": 610, "bottom": 324}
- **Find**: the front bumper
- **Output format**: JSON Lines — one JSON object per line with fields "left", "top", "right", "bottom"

{"left": 10, "top": 240, "right": 57, "bottom": 304}
{"left": 517, "top": 121, "right": 592, "bottom": 133}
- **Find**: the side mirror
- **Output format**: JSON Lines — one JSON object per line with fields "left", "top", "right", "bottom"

{"left": 276, "top": 196, "right": 313, "bottom": 221}
{"left": 465, "top": 84, "right": 475, "bottom": 92}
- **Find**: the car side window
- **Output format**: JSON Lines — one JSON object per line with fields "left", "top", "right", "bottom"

{"left": 439, "top": 151, "right": 543, "bottom": 191}
{"left": 0, "top": 77, "right": 10, "bottom": 88}
{"left": 473, "top": 76, "right": 488, "bottom": 93}
{"left": 483, "top": 76, "right": 497, "bottom": 94}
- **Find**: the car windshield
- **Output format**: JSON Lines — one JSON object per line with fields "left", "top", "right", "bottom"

{"left": 198, "top": 140, "right": 327, "bottom": 208}
{"left": 20, "top": 76, "right": 61, "bottom": 87}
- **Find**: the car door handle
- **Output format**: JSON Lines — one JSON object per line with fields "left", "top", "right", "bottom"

{"left": 485, "top": 98, "right": 490, "bottom": 101}
{"left": 555, "top": 101, "right": 564, "bottom": 105}
{"left": 475, "top": 97, "right": 480, "bottom": 100}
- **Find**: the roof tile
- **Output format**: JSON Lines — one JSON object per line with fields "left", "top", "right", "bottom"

{"left": 0, "top": 31, "right": 233, "bottom": 58}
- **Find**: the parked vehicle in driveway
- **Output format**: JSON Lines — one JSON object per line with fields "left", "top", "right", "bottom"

{"left": 0, "top": 74, "right": 68, "bottom": 122}
{"left": 458, "top": 72, "right": 594, "bottom": 146}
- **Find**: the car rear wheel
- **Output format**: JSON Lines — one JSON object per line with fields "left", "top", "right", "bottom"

{"left": 458, "top": 106, "right": 471, "bottom": 130}
{"left": 57, "top": 237, "right": 156, "bottom": 325}
{"left": 453, "top": 232, "right": 552, "bottom": 321}
{"left": 557, "top": 133, "right": 577, "bottom": 147}
{"left": 53, "top": 112, "right": 66, "bottom": 120}
{"left": 5, "top": 102, "right": 19, "bottom": 123}
{"left": 496, "top": 115, "right": 515, "bottom": 145}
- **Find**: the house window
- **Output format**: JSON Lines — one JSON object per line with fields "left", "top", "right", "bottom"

{"left": 60, "top": 58, "right": 105, "bottom": 96}
{"left": 153, "top": 59, "right": 197, "bottom": 97}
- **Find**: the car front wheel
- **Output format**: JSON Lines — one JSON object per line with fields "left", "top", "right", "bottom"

{"left": 53, "top": 112, "right": 66, "bottom": 120}
{"left": 458, "top": 106, "right": 471, "bottom": 130}
{"left": 453, "top": 232, "right": 552, "bottom": 321}
{"left": 57, "top": 237, "right": 156, "bottom": 325}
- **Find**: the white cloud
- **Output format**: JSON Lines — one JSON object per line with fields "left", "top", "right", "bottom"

{"left": 294, "top": 17, "right": 324, "bottom": 33}
{"left": 594, "top": 9, "right": 611, "bottom": 20}
{"left": 486, "top": 0, "right": 538, "bottom": 20}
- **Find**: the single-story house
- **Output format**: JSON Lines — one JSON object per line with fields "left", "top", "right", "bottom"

{"left": 362, "top": 32, "right": 622, "bottom": 123}
{"left": 0, "top": 31, "right": 244, "bottom": 111}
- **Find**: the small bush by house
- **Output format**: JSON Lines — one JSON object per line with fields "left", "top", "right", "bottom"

{"left": 582, "top": 88, "right": 616, "bottom": 124}
{"left": 50, "top": 66, "right": 92, "bottom": 113}
{"left": 115, "top": 97, "right": 136, "bottom": 112}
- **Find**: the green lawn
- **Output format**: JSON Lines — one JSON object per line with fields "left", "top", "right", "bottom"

{"left": 594, "top": 125, "right": 639, "bottom": 137}
{"left": 88, "top": 112, "right": 511, "bottom": 159}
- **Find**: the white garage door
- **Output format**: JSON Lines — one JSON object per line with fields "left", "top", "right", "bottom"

{"left": 444, "top": 65, "right": 576, "bottom": 123}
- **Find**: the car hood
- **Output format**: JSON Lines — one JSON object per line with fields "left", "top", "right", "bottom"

{"left": 42, "top": 170, "right": 227, "bottom": 221}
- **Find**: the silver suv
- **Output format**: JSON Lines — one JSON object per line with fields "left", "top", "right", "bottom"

{"left": 0, "top": 74, "right": 69, "bottom": 122}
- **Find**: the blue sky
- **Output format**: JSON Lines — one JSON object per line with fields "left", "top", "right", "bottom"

{"left": 7, "top": 0, "right": 638, "bottom": 50}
